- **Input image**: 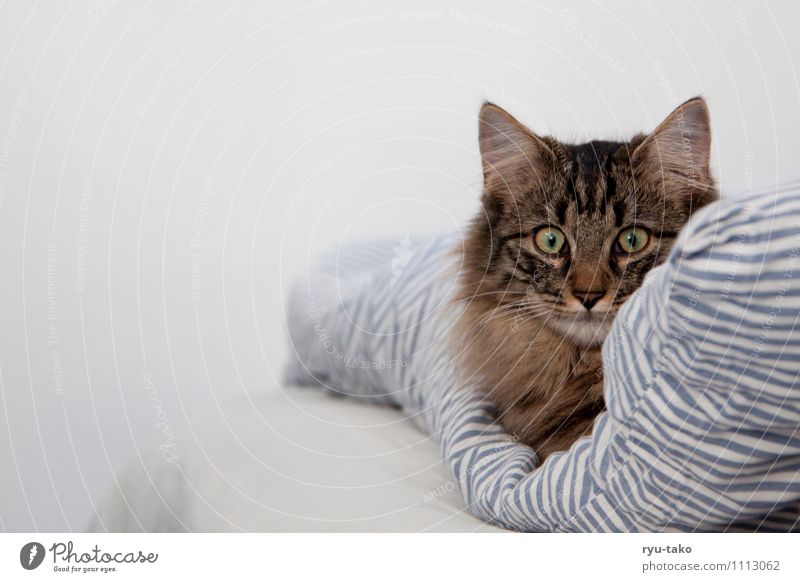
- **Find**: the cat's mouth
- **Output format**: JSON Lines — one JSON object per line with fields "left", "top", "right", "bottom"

{"left": 546, "top": 307, "right": 618, "bottom": 346}
{"left": 505, "top": 295, "right": 620, "bottom": 346}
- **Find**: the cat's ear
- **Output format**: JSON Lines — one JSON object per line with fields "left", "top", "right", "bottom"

{"left": 478, "top": 102, "right": 552, "bottom": 211}
{"left": 632, "top": 97, "right": 715, "bottom": 204}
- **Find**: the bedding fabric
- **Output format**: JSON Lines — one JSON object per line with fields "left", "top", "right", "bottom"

{"left": 91, "top": 388, "right": 504, "bottom": 532}
{"left": 285, "top": 187, "right": 800, "bottom": 532}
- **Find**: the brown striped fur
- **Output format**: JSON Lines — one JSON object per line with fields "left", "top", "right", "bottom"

{"left": 452, "top": 98, "right": 718, "bottom": 461}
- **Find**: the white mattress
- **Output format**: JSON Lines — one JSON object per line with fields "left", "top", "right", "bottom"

{"left": 91, "top": 386, "right": 505, "bottom": 532}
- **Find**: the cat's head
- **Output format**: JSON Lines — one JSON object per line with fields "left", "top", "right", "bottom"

{"left": 459, "top": 97, "right": 718, "bottom": 347}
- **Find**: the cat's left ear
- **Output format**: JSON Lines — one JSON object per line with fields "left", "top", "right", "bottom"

{"left": 478, "top": 102, "right": 553, "bottom": 213}
{"left": 632, "top": 97, "right": 716, "bottom": 205}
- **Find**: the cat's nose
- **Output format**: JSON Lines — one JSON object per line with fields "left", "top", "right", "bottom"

{"left": 573, "top": 290, "right": 606, "bottom": 310}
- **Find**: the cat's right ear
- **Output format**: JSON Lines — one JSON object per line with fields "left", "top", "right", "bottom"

{"left": 478, "top": 102, "right": 552, "bottom": 213}
{"left": 631, "top": 97, "right": 715, "bottom": 207}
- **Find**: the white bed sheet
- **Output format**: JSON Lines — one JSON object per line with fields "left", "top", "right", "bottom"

{"left": 91, "top": 386, "right": 505, "bottom": 532}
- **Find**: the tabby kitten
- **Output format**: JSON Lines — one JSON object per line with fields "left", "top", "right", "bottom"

{"left": 453, "top": 97, "right": 718, "bottom": 461}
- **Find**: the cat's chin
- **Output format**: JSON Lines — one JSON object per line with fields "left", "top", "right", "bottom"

{"left": 545, "top": 312, "right": 614, "bottom": 347}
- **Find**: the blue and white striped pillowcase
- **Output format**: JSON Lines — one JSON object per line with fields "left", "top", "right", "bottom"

{"left": 285, "top": 187, "right": 800, "bottom": 531}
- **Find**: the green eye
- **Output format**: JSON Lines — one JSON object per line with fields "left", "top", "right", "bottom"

{"left": 617, "top": 227, "right": 650, "bottom": 254}
{"left": 533, "top": 227, "right": 566, "bottom": 254}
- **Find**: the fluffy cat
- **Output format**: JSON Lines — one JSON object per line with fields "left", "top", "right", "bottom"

{"left": 453, "top": 97, "right": 718, "bottom": 461}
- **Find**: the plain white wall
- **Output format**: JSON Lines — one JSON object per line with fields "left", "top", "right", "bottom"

{"left": 0, "top": 0, "right": 798, "bottom": 531}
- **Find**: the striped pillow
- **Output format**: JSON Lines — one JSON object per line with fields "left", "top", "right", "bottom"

{"left": 285, "top": 187, "right": 800, "bottom": 531}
